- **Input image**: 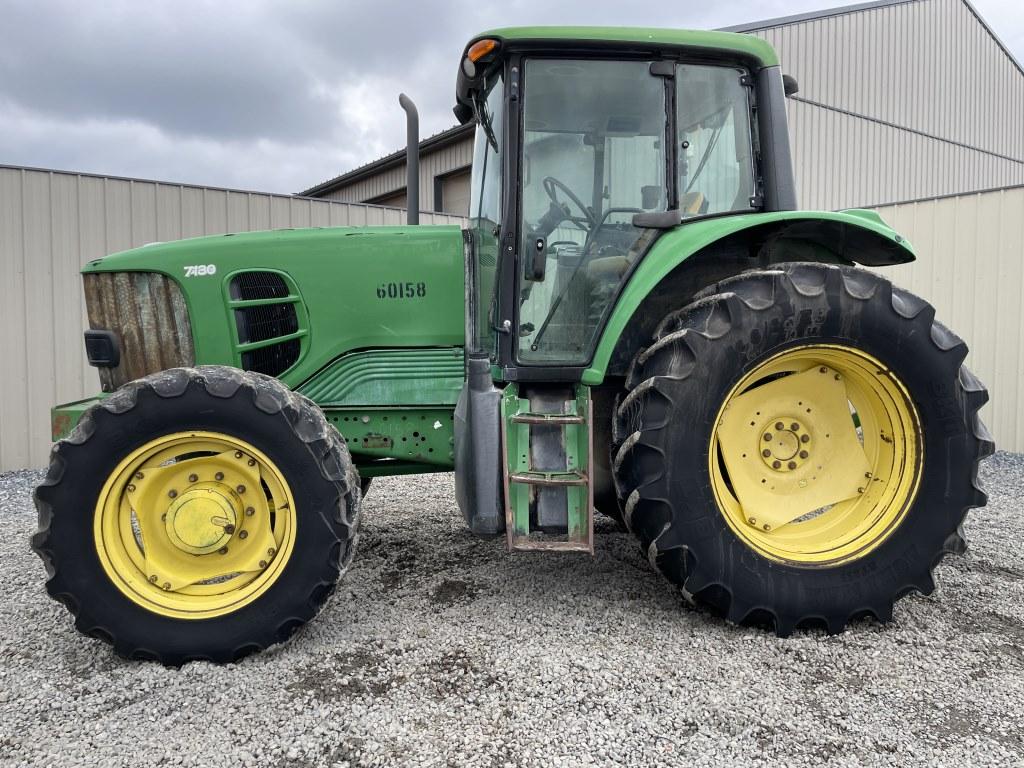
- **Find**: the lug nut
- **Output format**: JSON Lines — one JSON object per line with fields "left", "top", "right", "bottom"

{"left": 235, "top": 451, "right": 243, "bottom": 459}
{"left": 835, "top": 374, "right": 841, "bottom": 380}
{"left": 762, "top": 524, "right": 771, "bottom": 531}
{"left": 162, "top": 582, "right": 171, "bottom": 591}
{"left": 819, "top": 367, "right": 827, "bottom": 374}
{"left": 799, "top": 450, "right": 809, "bottom": 459}
{"left": 148, "top": 574, "right": 158, "bottom": 583}
{"left": 188, "top": 473, "right": 198, "bottom": 483}
{"left": 247, "top": 459, "right": 256, "bottom": 467}
{"left": 775, "top": 422, "right": 784, "bottom": 430}
{"left": 236, "top": 484, "right": 246, "bottom": 494}
{"left": 259, "top": 560, "right": 268, "bottom": 569}
{"left": 857, "top": 487, "right": 865, "bottom": 494}
{"left": 239, "top": 530, "right": 248, "bottom": 540}
{"left": 219, "top": 546, "right": 228, "bottom": 555}
{"left": 245, "top": 507, "right": 255, "bottom": 516}
{"left": 267, "top": 547, "right": 276, "bottom": 557}
{"left": 127, "top": 484, "right": 136, "bottom": 492}
{"left": 224, "top": 524, "right": 235, "bottom": 535}
{"left": 772, "top": 460, "right": 781, "bottom": 469}
{"left": 790, "top": 423, "right": 799, "bottom": 431}
{"left": 762, "top": 449, "right": 772, "bottom": 458}
{"left": 801, "top": 434, "right": 810, "bottom": 443}
{"left": 161, "top": 513, "right": 167, "bottom": 521}
{"left": 748, "top": 517, "right": 757, "bottom": 526}
{"left": 215, "top": 472, "right": 224, "bottom": 481}
{"left": 168, "top": 489, "right": 177, "bottom": 499}
{"left": 134, "top": 472, "right": 144, "bottom": 480}
{"left": 763, "top": 433, "right": 773, "bottom": 442}
{"left": 788, "top": 461, "right": 797, "bottom": 470}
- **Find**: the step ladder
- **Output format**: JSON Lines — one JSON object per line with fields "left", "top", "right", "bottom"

{"left": 500, "top": 383, "right": 594, "bottom": 553}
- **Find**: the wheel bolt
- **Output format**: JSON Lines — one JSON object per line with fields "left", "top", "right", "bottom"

{"left": 215, "top": 472, "right": 224, "bottom": 481}
{"left": 127, "top": 484, "right": 136, "bottom": 492}
{"left": 799, "top": 451, "right": 809, "bottom": 459}
{"left": 763, "top": 433, "right": 773, "bottom": 442}
{"left": 245, "top": 507, "right": 255, "bottom": 516}
{"left": 239, "top": 530, "right": 248, "bottom": 540}
{"left": 188, "top": 473, "right": 198, "bottom": 483}
{"left": 819, "top": 367, "right": 827, "bottom": 374}
{"left": 788, "top": 461, "right": 797, "bottom": 470}
{"left": 134, "top": 472, "right": 144, "bottom": 480}
{"left": 772, "top": 460, "right": 781, "bottom": 469}
{"left": 790, "top": 423, "right": 799, "bottom": 431}
{"left": 236, "top": 484, "right": 246, "bottom": 494}
{"left": 267, "top": 547, "right": 276, "bottom": 557}
{"left": 762, "top": 524, "right": 771, "bottom": 531}
{"left": 835, "top": 374, "right": 841, "bottom": 380}
{"left": 247, "top": 459, "right": 256, "bottom": 467}
{"left": 148, "top": 574, "right": 158, "bottom": 583}
{"left": 801, "top": 434, "right": 810, "bottom": 443}
{"left": 168, "top": 489, "right": 177, "bottom": 499}
{"left": 162, "top": 582, "right": 171, "bottom": 591}
{"left": 235, "top": 451, "right": 243, "bottom": 459}
{"left": 259, "top": 560, "right": 268, "bottom": 569}
{"left": 857, "top": 487, "right": 865, "bottom": 494}
{"left": 224, "top": 524, "right": 235, "bottom": 535}
{"left": 762, "top": 449, "right": 772, "bottom": 458}
{"left": 219, "top": 546, "right": 228, "bottom": 555}
{"left": 161, "top": 513, "right": 167, "bottom": 521}
{"left": 748, "top": 517, "right": 757, "bottom": 526}
{"left": 775, "top": 422, "right": 784, "bottom": 430}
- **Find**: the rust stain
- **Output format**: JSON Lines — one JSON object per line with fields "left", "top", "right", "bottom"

{"left": 51, "top": 413, "right": 72, "bottom": 442}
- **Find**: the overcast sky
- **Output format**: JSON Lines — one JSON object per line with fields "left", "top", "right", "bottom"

{"left": 1, "top": 0, "right": 1021, "bottom": 194}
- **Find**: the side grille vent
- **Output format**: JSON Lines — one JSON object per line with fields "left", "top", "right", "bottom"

{"left": 228, "top": 271, "right": 305, "bottom": 377}
{"left": 229, "top": 272, "right": 290, "bottom": 301}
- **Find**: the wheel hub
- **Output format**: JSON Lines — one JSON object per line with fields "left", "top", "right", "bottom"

{"left": 760, "top": 419, "right": 811, "bottom": 472}
{"left": 164, "top": 485, "right": 237, "bottom": 555}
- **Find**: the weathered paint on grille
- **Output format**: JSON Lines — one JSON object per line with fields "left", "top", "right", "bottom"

{"left": 83, "top": 272, "right": 195, "bottom": 391}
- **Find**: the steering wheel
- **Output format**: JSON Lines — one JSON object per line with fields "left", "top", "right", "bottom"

{"left": 543, "top": 176, "right": 597, "bottom": 229}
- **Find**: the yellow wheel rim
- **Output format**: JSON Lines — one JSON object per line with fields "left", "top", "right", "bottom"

{"left": 93, "top": 431, "right": 296, "bottom": 619}
{"left": 709, "top": 344, "right": 922, "bottom": 566}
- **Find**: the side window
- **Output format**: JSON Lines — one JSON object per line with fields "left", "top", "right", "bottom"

{"left": 677, "top": 65, "right": 756, "bottom": 217}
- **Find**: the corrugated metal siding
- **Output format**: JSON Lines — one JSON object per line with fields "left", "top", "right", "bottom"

{"left": 0, "top": 165, "right": 464, "bottom": 470}
{"left": 750, "top": 0, "right": 1024, "bottom": 209}
{"left": 321, "top": 139, "right": 475, "bottom": 211}
{"left": 871, "top": 185, "right": 1024, "bottom": 452}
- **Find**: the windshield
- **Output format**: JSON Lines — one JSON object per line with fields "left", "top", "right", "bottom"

{"left": 467, "top": 72, "right": 503, "bottom": 356}
{"left": 517, "top": 58, "right": 667, "bottom": 363}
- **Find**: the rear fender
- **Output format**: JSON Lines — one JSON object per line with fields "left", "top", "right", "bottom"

{"left": 583, "top": 209, "right": 915, "bottom": 384}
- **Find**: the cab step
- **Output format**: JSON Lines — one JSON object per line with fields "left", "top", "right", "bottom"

{"left": 500, "top": 383, "right": 594, "bottom": 554}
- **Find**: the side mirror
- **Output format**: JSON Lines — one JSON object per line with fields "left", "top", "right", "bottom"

{"left": 783, "top": 74, "right": 800, "bottom": 97}
{"left": 641, "top": 185, "right": 661, "bottom": 210}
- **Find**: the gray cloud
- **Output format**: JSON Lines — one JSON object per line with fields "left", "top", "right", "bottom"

{"left": 1, "top": 0, "right": 1020, "bottom": 194}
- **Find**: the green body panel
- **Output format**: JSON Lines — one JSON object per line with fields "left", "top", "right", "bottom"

{"left": 581, "top": 209, "right": 916, "bottom": 385}
{"left": 82, "top": 225, "right": 466, "bottom": 390}
{"left": 50, "top": 396, "right": 104, "bottom": 442}
{"left": 323, "top": 407, "right": 455, "bottom": 474}
{"left": 298, "top": 348, "right": 464, "bottom": 407}
{"left": 474, "top": 26, "right": 779, "bottom": 68}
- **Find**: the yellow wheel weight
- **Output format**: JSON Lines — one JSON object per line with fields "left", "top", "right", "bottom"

{"left": 709, "top": 345, "right": 923, "bottom": 566}
{"left": 93, "top": 431, "right": 296, "bottom": 619}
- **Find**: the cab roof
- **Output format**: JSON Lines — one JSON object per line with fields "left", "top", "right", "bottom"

{"left": 472, "top": 26, "right": 779, "bottom": 68}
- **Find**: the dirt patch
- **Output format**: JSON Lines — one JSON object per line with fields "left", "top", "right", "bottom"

{"left": 288, "top": 648, "right": 403, "bottom": 701}
{"left": 429, "top": 578, "right": 481, "bottom": 606}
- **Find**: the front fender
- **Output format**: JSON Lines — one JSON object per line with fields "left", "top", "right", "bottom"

{"left": 582, "top": 209, "right": 915, "bottom": 385}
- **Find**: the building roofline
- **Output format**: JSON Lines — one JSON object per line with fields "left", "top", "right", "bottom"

{"left": 301, "top": 122, "right": 474, "bottom": 197}
{"left": 724, "top": 0, "right": 1023, "bottom": 76}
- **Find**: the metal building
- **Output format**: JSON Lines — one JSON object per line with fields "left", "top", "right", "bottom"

{"left": 0, "top": 165, "right": 463, "bottom": 470}
{"left": 305, "top": 0, "right": 1024, "bottom": 214}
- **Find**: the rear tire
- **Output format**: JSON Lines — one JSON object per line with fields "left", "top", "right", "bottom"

{"left": 32, "top": 366, "right": 361, "bottom": 664}
{"left": 613, "top": 263, "right": 993, "bottom": 635}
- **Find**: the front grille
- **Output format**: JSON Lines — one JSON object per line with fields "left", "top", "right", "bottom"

{"left": 83, "top": 272, "right": 195, "bottom": 392}
{"left": 229, "top": 271, "right": 303, "bottom": 377}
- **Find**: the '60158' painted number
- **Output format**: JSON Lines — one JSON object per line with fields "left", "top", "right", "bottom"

{"left": 377, "top": 282, "right": 426, "bottom": 299}
{"left": 184, "top": 264, "right": 217, "bottom": 277}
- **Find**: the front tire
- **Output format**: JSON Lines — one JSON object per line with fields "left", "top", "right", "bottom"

{"left": 613, "top": 263, "right": 993, "bottom": 635}
{"left": 32, "top": 366, "right": 361, "bottom": 664}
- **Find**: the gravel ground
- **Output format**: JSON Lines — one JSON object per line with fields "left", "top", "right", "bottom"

{"left": 0, "top": 454, "right": 1022, "bottom": 767}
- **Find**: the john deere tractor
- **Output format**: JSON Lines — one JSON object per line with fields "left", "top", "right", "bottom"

{"left": 33, "top": 27, "right": 992, "bottom": 664}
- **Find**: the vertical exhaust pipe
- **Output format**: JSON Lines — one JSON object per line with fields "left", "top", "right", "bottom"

{"left": 398, "top": 93, "right": 419, "bottom": 225}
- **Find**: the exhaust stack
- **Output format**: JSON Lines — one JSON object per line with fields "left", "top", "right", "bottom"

{"left": 398, "top": 93, "right": 419, "bottom": 225}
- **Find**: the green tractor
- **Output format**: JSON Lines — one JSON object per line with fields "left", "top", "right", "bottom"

{"left": 33, "top": 27, "right": 992, "bottom": 664}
